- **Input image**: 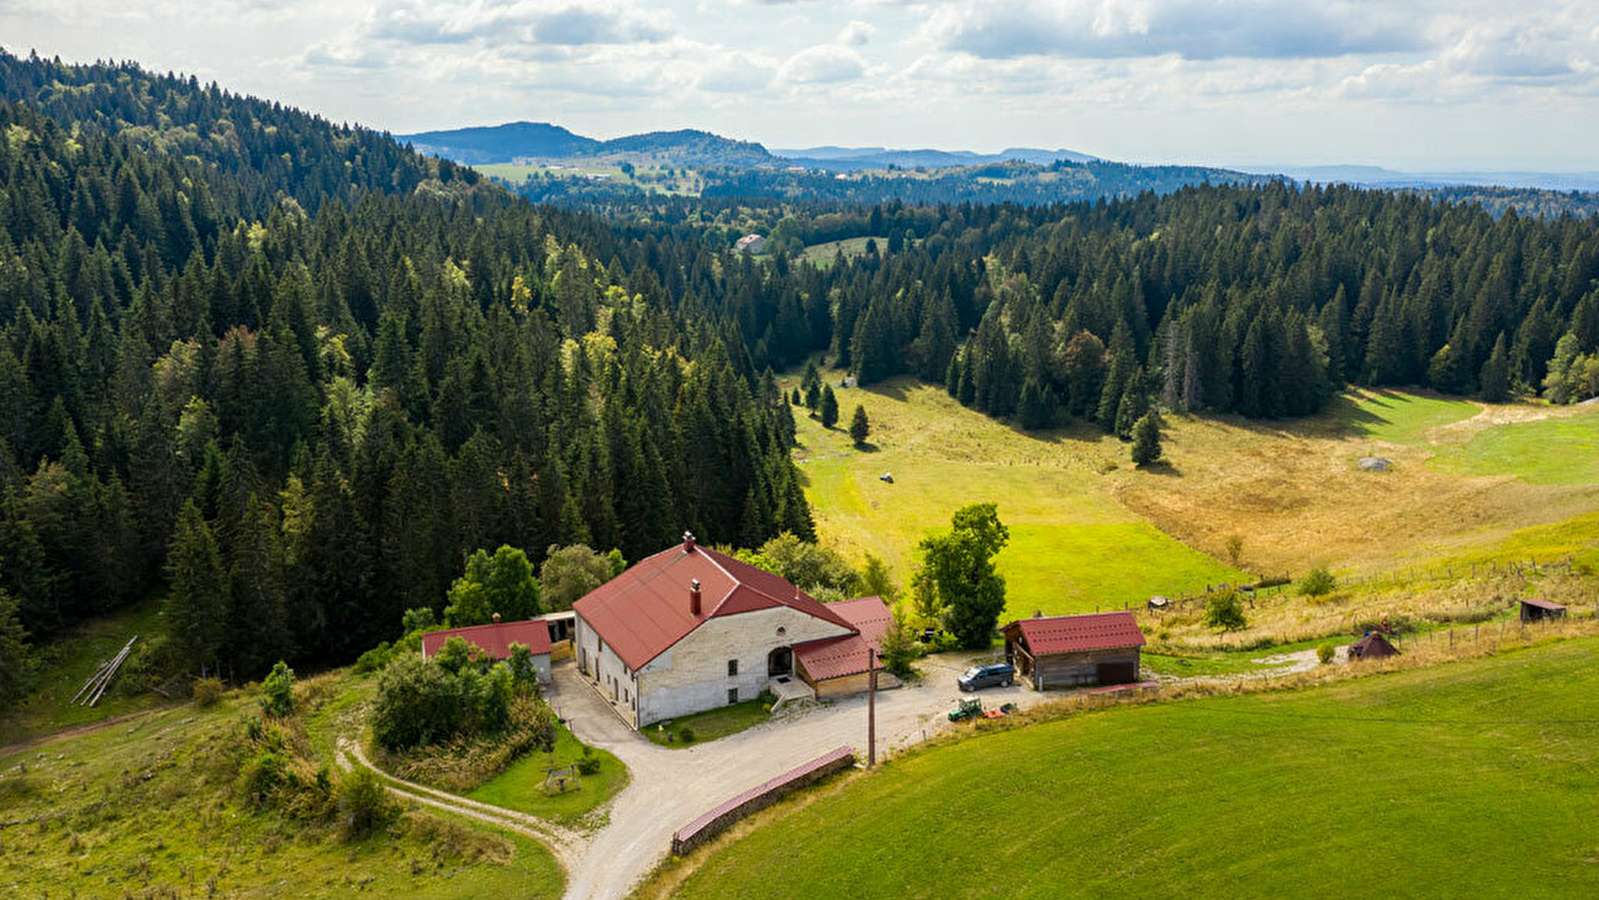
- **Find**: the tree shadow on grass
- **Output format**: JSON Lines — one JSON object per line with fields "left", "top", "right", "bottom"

{"left": 1134, "top": 459, "right": 1182, "bottom": 477}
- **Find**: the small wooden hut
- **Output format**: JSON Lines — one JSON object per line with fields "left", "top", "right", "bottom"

{"left": 1348, "top": 632, "right": 1399, "bottom": 660}
{"left": 1518, "top": 598, "right": 1567, "bottom": 624}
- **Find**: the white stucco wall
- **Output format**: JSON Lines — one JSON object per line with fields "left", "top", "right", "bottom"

{"left": 575, "top": 605, "right": 854, "bottom": 728}
{"left": 635, "top": 606, "right": 853, "bottom": 727}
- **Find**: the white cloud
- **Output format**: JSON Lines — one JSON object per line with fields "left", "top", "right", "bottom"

{"left": 698, "top": 52, "right": 778, "bottom": 92}
{"left": 838, "top": 20, "right": 874, "bottom": 46}
{"left": 924, "top": 0, "right": 1431, "bottom": 61}
{"left": 781, "top": 43, "right": 866, "bottom": 83}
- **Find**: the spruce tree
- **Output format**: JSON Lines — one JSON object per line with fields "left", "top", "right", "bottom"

{"left": 849, "top": 404, "right": 870, "bottom": 446}
{"left": 1480, "top": 333, "right": 1511, "bottom": 402}
{"left": 820, "top": 385, "right": 840, "bottom": 429}
{"left": 165, "top": 500, "right": 228, "bottom": 671}
{"left": 1131, "top": 411, "right": 1163, "bottom": 467}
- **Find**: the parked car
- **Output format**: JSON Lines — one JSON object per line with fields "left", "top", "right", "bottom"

{"left": 957, "top": 663, "right": 1015, "bottom": 692}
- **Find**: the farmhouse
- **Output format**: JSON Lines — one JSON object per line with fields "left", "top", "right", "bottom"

{"left": 1002, "top": 611, "right": 1145, "bottom": 689}
{"left": 420, "top": 614, "right": 553, "bottom": 684}
{"left": 734, "top": 233, "right": 767, "bottom": 254}
{"left": 573, "top": 532, "right": 896, "bottom": 728}
{"left": 1519, "top": 597, "right": 1567, "bottom": 623}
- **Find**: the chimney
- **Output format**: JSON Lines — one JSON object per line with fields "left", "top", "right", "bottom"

{"left": 492, "top": 612, "right": 501, "bottom": 624}
{"left": 683, "top": 530, "right": 696, "bottom": 553}
{"left": 690, "top": 579, "right": 702, "bottom": 617}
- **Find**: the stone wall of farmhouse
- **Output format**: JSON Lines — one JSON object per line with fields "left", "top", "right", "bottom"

{"left": 635, "top": 606, "right": 853, "bottom": 727}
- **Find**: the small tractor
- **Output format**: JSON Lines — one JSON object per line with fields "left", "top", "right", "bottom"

{"left": 948, "top": 698, "right": 982, "bottom": 721}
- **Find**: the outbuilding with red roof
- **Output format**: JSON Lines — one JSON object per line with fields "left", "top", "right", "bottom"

{"left": 420, "top": 613, "right": 554, "bottom": 684}
{"left": 1001, "top": 611, "right": 1146, "bottom": 690}
{"left": 573, "top": 532, "right": 893, "bottom": 728}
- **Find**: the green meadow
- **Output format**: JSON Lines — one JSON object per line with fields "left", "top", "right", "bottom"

{"left": 0, "top": 692, "right": 563, "bottom": 900}
{"left": 1430, "top": 406, "right": 1599, "bottom": 485}
{"left": 467, "top": 721, "right": 627, "bottom": 822}
{"left": 1338, "top": 389, "right": 1478, "bottom": 445}
{"left": 790, "top": 375, "right": 1245, "bottom": 618}
{"left": 672, "top": 639, "right": 1599, "bottom": 900}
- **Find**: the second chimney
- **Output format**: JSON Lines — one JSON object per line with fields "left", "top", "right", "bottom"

{"left": 493, "top": 612, "right": 501, "bottom": 624}
{"left": 690, "top": 579, "right": 702, "bottom": 617}
{"left": 683, "top": 530, "right": 696, "bottom": 553}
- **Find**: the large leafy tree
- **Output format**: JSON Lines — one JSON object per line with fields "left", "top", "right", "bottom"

{"left": 445, "top": 545, "right": 542, "bottom": 625}
{"left": 919, "top": 503, "right": 1010, "bottom": 650}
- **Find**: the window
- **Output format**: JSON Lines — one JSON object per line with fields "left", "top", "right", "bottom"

{"left": 727, "top": 688, "right": 739, "bottom": 705}
{"left": 727, "top": 659, "right": 739, "bottom": 677}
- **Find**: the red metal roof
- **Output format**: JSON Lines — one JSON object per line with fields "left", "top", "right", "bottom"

{"left": 420, "top": 618, "right": 552, "bottom": 660}
{"left": 1004, "top": 611, "right": 1146, "bottom": 656}
{"left": 572, "top": 540, "right": 857, "bottom": 671}
{"left": 793, "top": 596, "right": 892, "bottom": 682}
{"left": 1520, "top": 597, "right": 1567, "bottom": 611}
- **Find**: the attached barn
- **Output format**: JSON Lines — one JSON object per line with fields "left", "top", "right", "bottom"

{"left": 1002, "top": 612, "right": 1145, "bottom": 690}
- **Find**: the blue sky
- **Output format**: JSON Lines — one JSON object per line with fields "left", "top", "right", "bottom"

{"left": 3, "top": 0, "right": 1596, "bottom": 170}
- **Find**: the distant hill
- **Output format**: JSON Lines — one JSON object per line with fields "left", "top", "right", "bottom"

{"left": 1239, "top": 163, "right": 1599, "bottom": 192}
{"left": 400, "top": 121, "right": 599, "bottom": 164}
{"left": 397, "top": 122, "right": 773, "bottom": 167}
{"left": 775, "top": 145, "right": 1097, "bottom": 171}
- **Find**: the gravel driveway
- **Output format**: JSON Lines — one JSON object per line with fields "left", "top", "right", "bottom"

{"left": 548, "top": 653, "right": 1049, "bottom": 900}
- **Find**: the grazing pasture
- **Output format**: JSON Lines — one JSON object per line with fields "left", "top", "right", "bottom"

{"left": 669, "top": 638, "right": 1599, "bottom": 900}
{"left": 0, "top": 687, "right": 563, "bottom": 900}
{"left": 789, "top": 375, "right": 1245, "bottom": 618}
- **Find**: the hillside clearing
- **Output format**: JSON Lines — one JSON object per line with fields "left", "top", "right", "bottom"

{"left": 789, "top": 374, "right": 1245, "bottom": 618}
{"left": 667, "top": 638, "right": 1599, "bottom": 900}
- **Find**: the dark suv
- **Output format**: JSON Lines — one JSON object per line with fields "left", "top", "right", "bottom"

{"left": 957, "top": 663, "right": 1016, "bottom": 692}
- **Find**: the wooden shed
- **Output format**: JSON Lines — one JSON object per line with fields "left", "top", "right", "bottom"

{"left": 1519, "top": 597, "right": 1567, "bottom": 623}
{"left": 1002, "top": 612, "right": 1145, "bottom": 690}
{"left": 1348, "top": 632, "right": 1398, "bottom": 660}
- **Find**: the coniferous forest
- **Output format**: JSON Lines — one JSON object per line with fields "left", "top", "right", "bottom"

{"left": 1, "top": 50, "right": 1597, "bottom": 698}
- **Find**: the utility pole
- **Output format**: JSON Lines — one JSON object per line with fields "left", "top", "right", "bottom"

{"left": 867, "top": 649, "right": 878, "bottom": 767}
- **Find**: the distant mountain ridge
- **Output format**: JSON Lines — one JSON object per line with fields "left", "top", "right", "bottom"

{"left": 398, "top": 121, "right": 772, "bottom": 166}
{"left": 774, "top": 145, "right": 1097, "bottom": 171}
{"left": 1237, "top": 164, "right": 1599, "bottom": 192}
{"left": 397, "top": 121, "right": 1095, "bottom": 171}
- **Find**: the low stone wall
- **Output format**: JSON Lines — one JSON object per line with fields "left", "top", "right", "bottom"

{"left": 670, "top": 746, "right": 856, "bottom": 856}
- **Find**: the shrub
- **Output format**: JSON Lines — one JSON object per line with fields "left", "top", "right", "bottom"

{"left": 1298, "top": 567, "right": 1337, "bottom": 597}
{"left": 576, "top": 745, "right": 601, "bottom": 776}
{"left": 370, "top": 654, "right": 519, "bottom": 752}
{"left": 353, "top": 641, "right": 395, "bottom": 674}
{"left": 401, "top": 607, "right": 437, "bottom": 635}
{"left": 260, "top": 661, "right": 295, "bottom": 717}
{"left": 677, "top": 727, "right": 696, "bottom": 744}
{"left": 192, "top": 677, "right": 225, "bottom": 707}
{"left": 877, "top": 616, "right": 919, "bottom": 678}
{"left": 507, "top": 642, "right": 539, "bottom": 689}
{"left": 1317, "top": 642, "right": 1336, "bottom": 665}
{"left": 1204, "top": 590, "right": 1248, "bottom": 632}
{"left": 336, "top": 767, "right": 397, "bottom": 841}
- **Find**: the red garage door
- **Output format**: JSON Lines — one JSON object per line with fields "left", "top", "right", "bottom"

{"left": 1096, "top": 661, "right": 1137, "bottom": 685}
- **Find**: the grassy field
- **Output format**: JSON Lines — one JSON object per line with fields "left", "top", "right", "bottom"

{"left": 798, "top": 236, "right": 891, "bottom": 266}
{"left": 790, "top": 373, "right": 1246, "bottom": 619}
{"left": 1339, "top": 389, "right": 1477, "bottom": 444}
{"left": 643, "top": 696, "right": 772, "bottom": 748}
{"left": 668, "top": 638, "right": 1599, "bottom": 899}
{"left": 0, "top": 595, "right": 172, "bottom": 743}
{"left": 1430, "top": 406, "right": 1599, "bottom": 485}
{"left": 0, "top": 688, "right": 564, "bottom": 899}
{"left": 467, "top": 721, "right": 627, "bottom": 823}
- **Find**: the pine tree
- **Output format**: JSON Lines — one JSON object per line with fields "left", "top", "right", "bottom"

{"left": 0, "top": 586, "right": 27, "bottom": 702}
{"left": 848, "top": 404, "right": 870, "bottom": 446}
{"left": 1131, "top": 411, "right": 1163, "bottom": 467}
{"left": 820, "top": 385, "right": 840, "bottom": 429}
{"left": 165, "top": 500, "right": 229, "bottom": 670}
{"left": 1480, "top": 333, "right": 1511, "bottom": 402}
